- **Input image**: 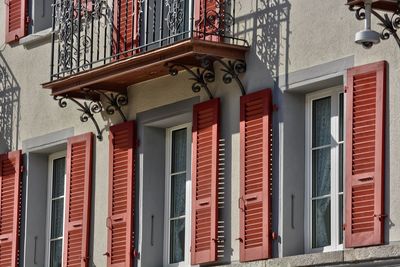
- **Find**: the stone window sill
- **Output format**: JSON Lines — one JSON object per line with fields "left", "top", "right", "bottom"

{"left": 19, "top": 28, "right": 52, "bottom": 46}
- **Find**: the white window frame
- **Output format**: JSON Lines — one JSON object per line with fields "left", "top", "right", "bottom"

{"left": 163, "top": 123, "right": 192, "bottom": 267}
{"left": 305, "top": 86, "right": 344, "bottom": 253}
{"left": 45, "top": 151, "right": 67, "bottom": 267}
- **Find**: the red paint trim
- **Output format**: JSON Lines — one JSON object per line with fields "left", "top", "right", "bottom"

{"left": 107, "top": 121, "right": 136, "bottom": 267}
{"left": 5, "top": 0, "right": 27, "bottom": 43}
{"left": 345, "top": 61, "right": 386, "bottom": 248}
{"left": 63, "top": 133, "right": 93, "bottom": 267}
{"left": 191, "top": 98, "right": 219, "bottom": 265}
{"left": 239, "top": 89, "right": 272, "bottom": 262}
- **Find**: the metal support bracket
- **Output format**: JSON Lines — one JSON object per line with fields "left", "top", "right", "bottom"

{"left": 349, "top": 2, "right": 400, "bottom": 48}
{"left": 54, "top": 89, "right": 128, "bottom": 141}
{"left": 166, "top": 61, "right": 216, "bottom": 100}
{"left": 166, "top": 57, "right": 247, "bottom": 98}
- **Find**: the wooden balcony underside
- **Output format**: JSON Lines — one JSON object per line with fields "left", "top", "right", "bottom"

{"left": 347, "top": 0, "right": 398, "bottom": 12}
{"left": 42, "top": 39, "right": 249, "bottom": 97}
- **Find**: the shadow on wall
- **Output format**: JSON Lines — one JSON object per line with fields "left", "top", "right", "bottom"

{"left": 0, "top": 53, "right": 21, "bottom": 153}
{"left": 232, "top": 0, "right": 291, "bottom": 260}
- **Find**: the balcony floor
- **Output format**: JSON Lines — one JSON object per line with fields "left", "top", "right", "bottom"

{"left": 42, "top": 39, "right": 249, "bottom": 99}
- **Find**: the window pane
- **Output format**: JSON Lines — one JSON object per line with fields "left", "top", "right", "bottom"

{"left": 51, "top": 198, "right": 64, "bottom": 239}
{"left": 312, "top": 148, "right": 331, "bottom": 197}
{"left": 52, "top": 157, "right": 66, "bottom": 198}
{"left": 171, "top": 129, "right": 187, "bottom": 173}
{"left": 170, "top": 218, "right": 185, "bottom": 264}
{"left": 339, "top": 93, "right": 344, "bottom": 142}
{"left": 50, "top": 239, "right": 63, "bottom": 267}
{"left": 339, "top": 144, "right": 343, "bottom": 193}
{"left": 312, "top": 198, "right": 331, "bottom": 248}
{"left": 339, "top": 194, "right": 343, "bottom": 245}
{"left": 312, "top": 97, "right": 331, "bottom": 147}
{"left": 171, "top": 173, "right": 186, "bottom": 218}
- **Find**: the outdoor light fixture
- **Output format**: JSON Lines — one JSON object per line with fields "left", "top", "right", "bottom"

{"left": 347, "top": 0, "right": 400, "bottom": 49}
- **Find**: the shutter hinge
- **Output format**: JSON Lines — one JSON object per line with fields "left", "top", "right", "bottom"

{"left": 25, "top": 16, "right": 31, "bottom": 25}
{"left": 82, "top": 256, "right": 90, "bottom": 262}
{"left": 271, "top": 232, "right": 278, "bottom": 240}
{"left": 20, "top": 165, "right": 24, "bottom": 174}
{"left": 235, "top": 237, "right": 243, "bottom": 243}
{"left": 133, "top": 249, "right": 140, "bottom": 258}
{"left": 212, "top": 238, "right": 224, "bottom": 244}
{"left": 374, "top": 214, "right": 388, "bottom": 221}
{"left": 102, "top": 252, "right": 110, "bottom": 257}
{"left": 343, "top": 223, "right": 346, "bottom": 231}
{"left": 272, "top": 104, "right": 279, "bottom": 112}
{"left": 344, "top": 85, "right": 348, "bottom": 93}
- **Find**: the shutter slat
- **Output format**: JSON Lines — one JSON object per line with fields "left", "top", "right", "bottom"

{"left": 108, "top": 121, "right": 135, "bottom": 267}
{"left": 0, "top": 150, "right": 21, "bottom": 267}
{"left": 5, "top": 0, "right": 27, "bottom": 43}
{"left": 191, "top": 98, "right": 219, "bottom": 265}
{"left": 240, "top": 89, "right": 272, "bottom": 262}
{"left": 63, "top": 133, "right": 93, "bottom": 267}
{"left": 345, "top": 61, "right": 386, "bottom": 248}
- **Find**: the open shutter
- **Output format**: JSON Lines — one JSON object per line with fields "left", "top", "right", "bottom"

{"left": 345, "top": 61, "right": 386, "bottom": 248}
{"left": 239, "top": 89, "right": 272, "bottom": 262}
{"left": 0, "top": 150, "right": 22, "bottom": 267}
{"left": 113, "top": 0, "right": 140, "bottom": 59}
{"left": 5, "top": 0, "right": 27, "bottom": 43}
{"left": 107, "top": 121, "right": 135, "bottom": 267}
{"left": 195, "top": 0, "right": 224, "bottom": 42}
{"left": 191, "top": 98, "right": 219, "bottom": 265}
{"left": 63, "top": 133, "right": 93, "bottom": 267}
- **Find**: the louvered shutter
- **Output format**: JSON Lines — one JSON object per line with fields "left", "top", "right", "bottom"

{"left": 5, "top": 0, "right": 27, "bottom": 43}
{"left": 191, "top": 98, "right": 219, "bottom": 265}
{"left": 345, "top": 61, "right": 386, "bottom": 248}
{"left": 239, "top": 89, "right": 272, "bottom": 262}
{"left": 195, "top": 0, "right": 224, "bottom": 42}
{"left": 107, "top": 121, "right": 135, "bottom": 267}
{"left": 63, "top": 133, "right": 93, "bottom": 267}
{"left": 0, "top": 150, "right": 22, "bottom": 267}
{"left": 112, "top": 0, "right": 140, "bottom": 59}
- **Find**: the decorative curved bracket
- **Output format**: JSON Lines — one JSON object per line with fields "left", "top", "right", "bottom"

{"left": 349, "top": 4, "right": 400, "bottom": 48}
{"left": 54, "top": 89, "right": 128, "bottom": 141}
{"left": 166, "top": 62, "right": 216, "bottom": 100}
{"left": 212, "top": 58, "right": 247, "bottom": 96}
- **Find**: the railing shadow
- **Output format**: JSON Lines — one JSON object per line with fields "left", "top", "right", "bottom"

{"left": 0, "top": 53, "right": 21, "bottom": 153}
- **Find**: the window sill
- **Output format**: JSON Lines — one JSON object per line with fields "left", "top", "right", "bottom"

{"left": 19, "top": 28, "right": 52, "bottom": 46}
{"left": 219, "top": 243, "right": 400, "bottom": 266}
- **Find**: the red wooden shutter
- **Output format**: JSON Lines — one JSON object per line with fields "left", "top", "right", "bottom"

{"left": 195, "top": 0, "right": 224, "bottom": 42}
{"left": 5, "top": 0, "right": 27, "bottom": 43}
{"left": 0, "top": 150, "right": 22, "bottom": 267}
{"left": 63, "top": 133, "right": 93, "bottom": 267}
{"left": 239, "top": 89, "right": 272, "bottom": 262}
{"left": 345, "top": 61, "right": 386, "bottom": 248}
{"left": 191, "top": 98, "right": 219, "bottom": 265}
{"left": 112, "top": 0, "right": 140, "bottom": 59}
{"left": 107, "top": 121, "right": 135, "bottom": 267}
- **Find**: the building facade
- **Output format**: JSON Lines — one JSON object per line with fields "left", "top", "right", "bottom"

{"left": 1, "top": 0, "right": 400, "bottom": 266}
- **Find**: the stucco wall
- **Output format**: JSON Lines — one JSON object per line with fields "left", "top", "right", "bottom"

{"left": 1, "top": 0, "right": 400, "bottom": 266}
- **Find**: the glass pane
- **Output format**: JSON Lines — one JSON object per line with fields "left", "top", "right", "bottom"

{"left": 339, "top": 93, "right": 344, "bottom": 142}
{"left": 312, "top": 147, "right": 331, "bottom": 197}
{"left": 339, "top": 194, "right": 343, "bottom": 245}
{"left": 312, "top": 97, "right": 331, "bottom": 147}
{"left": 312, "top": 198, "right": 331, "bottom": 248}
{"left": 339, "top": 144, "right": 343, "bottom": 193}
{"left": 52, "top": 157, "right": 66, "bottom": 198}
{"left": 171, "top": 129, "right": 187, "bottom": 173}
{"left": 171, "top": 173, "right": 186, "bottom": 218}
{"left": 51, "top": 198, "right": 64, "bottom": 239}
{"left": 50, "top": 239, "right": 63, "bottom": 267}
{"left": 170, "top": 218, "right": 185, "bottom": 264}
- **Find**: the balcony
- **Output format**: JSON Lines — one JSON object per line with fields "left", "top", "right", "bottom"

{"left": 42, "top": 0, "right": 249, "bottom": 99}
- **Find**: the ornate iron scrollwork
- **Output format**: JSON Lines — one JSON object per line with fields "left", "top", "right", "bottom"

{"left": 349, "top": 4, "right": 400, "bottom": 47}
{"left": 54, "top": 89, "right": 128, "bottom": 141}
{"left": 166, "top": 62, "right": 216, "bottom": 99}
{"left": 212, "top": 58, "right": 246, "bottom": 96}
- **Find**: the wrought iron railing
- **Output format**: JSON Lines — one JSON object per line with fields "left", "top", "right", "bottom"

{"left": 49, "top": 0, "right": 247, "bottom": 81}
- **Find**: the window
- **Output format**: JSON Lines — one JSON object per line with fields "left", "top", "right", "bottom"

{"left": 305, "top": 87, "right": 344, "bottom": 252}
{"left": 46, "top": 151, "right": 66, "bottom": 267}
{"left": 164, "top": 124, "right": 192, "bottom": 267}
{"left": 29, "top": 0, "right": 53, "bottom": 34}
